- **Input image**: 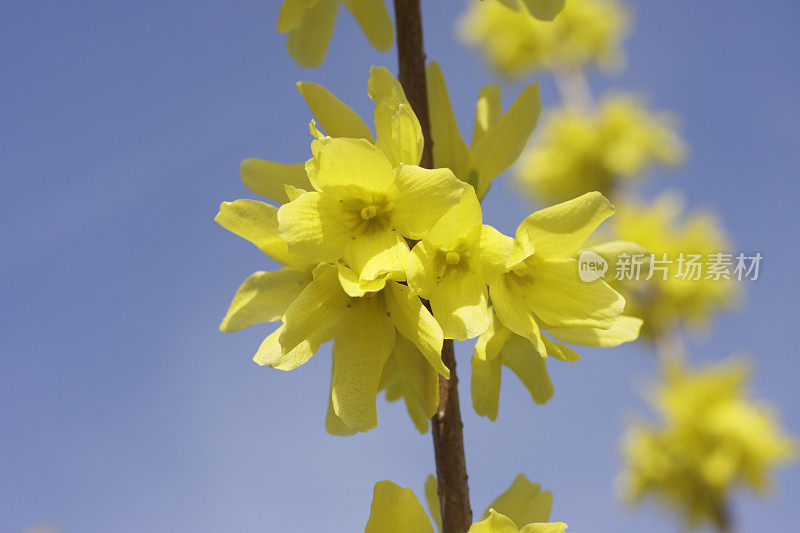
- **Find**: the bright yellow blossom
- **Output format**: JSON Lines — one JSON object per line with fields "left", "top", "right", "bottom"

{"left": 621, "top": 358, "right": 797, "bottom": 529}
{"left": 475, "top": 192, "right": 641, "bottom": 394}
{"left": 607, "top": 192, "right": 738, "bottom": 338}
{"left": 215, "top": 201, "right": 441, "bottom": 434}
{"left": 277, "top": 135, "right": 464, "bottom": 291}
{"left": 406, "top": 188, "right": 513, "bottom": 340}
{"left": 517, "top": 95, "right": 685, "bottom": 204}
{"left": 367, "top": 475, "right": 567, "bottom": 532}
{"left": 277, "top": 0, "right": 393, "bottom": 68}
{"left": 460, "top": 0, "right": 629, "bottom": 78}
{"left": 426, "top": 61, "right": 541, "bottom": 198}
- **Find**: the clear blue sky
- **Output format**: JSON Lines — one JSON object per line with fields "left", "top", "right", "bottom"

{"left": 1, "top": 1, "right": 798, "bottom": 531}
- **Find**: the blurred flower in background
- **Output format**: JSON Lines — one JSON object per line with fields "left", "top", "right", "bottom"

{"left": 516, "top": 95, "right": 684, "bottom": 204}
{"left": 620, "top": 358, "right": 796, "bottom": 529}
{"left": 459, "top": 0, "right": 629, "bottom": 78}
{"left": 604, "top": 192, "right": 738, "bottom": 339}
{"left": 277, "top": 0, "right": 393, "bottom": 67}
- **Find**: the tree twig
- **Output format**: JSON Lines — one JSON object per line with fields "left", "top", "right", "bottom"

{"left": 393, "top": 1, "right": 473, "bottom": 531}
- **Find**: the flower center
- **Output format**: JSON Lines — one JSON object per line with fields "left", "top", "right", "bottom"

{"left": 360, "top": 205, "right": 378, "bottom": 221}
{"left": 445, "top": 251, "right": 461, "bottom": 265}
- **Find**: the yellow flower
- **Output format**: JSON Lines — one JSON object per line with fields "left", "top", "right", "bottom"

{"left": 606, "top": 192, "right": 738, "bottom": 339}
{"left": 277, "top": 135, "right": 464, "bottom": 291}
{"left": 240, "top": 66, "right": 425, "bottom": 206}
{"left": 517, "top": 95, "right": 685, "bottom": 204}
{"left": 255, "top": 263, "right": 447, "bottom": 433}
{"left": 366, "top": 475, "right": 568, "bottom": 532}
{"left": 406, "top": 188, "right": 513, "bottom": 340}
{"left": 277, "top": 0, "right": 393, "bottom": 68}
{"left": 487, "top": 0, "right": 565, "bottom": 21}
{"left": 215, "top": 201, "right": 441, "bottom": 434}
{"left": 460, "top": 0, "right": 629, "bottom": 77}
{"left": 426, "top": 61, "right": 542, "bottom": 198}
{"left": 621, "top": 358, "right": 797, "bottom": 529}
{"left": 469, "top": 192, "right": 642, "bottom": 417}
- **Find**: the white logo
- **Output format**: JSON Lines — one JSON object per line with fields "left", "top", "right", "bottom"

{"left": 578, "top": 250, "right": 608, "bottom": 282}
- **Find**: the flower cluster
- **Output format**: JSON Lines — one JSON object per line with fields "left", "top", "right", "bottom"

{"left": 218, "top": 67, "right": 641, "bottom": 434}
{"left": 365, "top": 474, "right": 568, "bottom": 532}
{"left": 516, "top": 95, "right": 685, "bottom": 204}
{"left": 484, "top": 0, "right": 565, "bottom": 22}
{"left": 602, "top": 192, "right": 738, "bottom": 339}
{"left": 620, "top": 358, "right": 797, "bottom": 529}
{"left": 460, "top": 0, "right": 629, "bottom": 78}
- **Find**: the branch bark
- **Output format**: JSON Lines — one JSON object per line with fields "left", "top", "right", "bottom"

{"left": 393, "top": 1, "right": 472, "bottom": 531}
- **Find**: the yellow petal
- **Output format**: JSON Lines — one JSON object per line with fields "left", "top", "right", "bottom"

{"left": 485, "top": 473, "right": 553, "bottom": 528}
{"left": 472, "top": 84, "right": 502, "bottom": 147}
{"left": 219, "top": 269, "right": 311, "bottom": 332}
{"left": 240, "top": 159, "right": 312, "bottom": 204}
{"left": 379, "top": 334, "right": 439, "bottom": 433}
{"left": 522, "top": 0, "right": 565, "bottom": 21}
{"left": 390, "top": 165, "right": 464, "bottom": 240}
{"left": 477, "top": 224, "right": 515, "bottom": 280}
{"left": 473, "top": 83, "right": 541, "bottom": 196}
{"left": 490, "top": 278, "right": 547, "bottom": 355}
{"left": 541, "top": 335, "right": 580, "bottom": 362}
{"left": 502, "top": 335, "right": 554, "bottom": 405}
{"left": 215, "top": 199, "right": 307, "bottom": 267}
{"left": 344, "top": 229, "right": 409, "bottom": 282}
{"left": 516, "top": 192, "right": 614, "bottom": 259}
{"left": 277, "top": 191, "right": 351, "bottom": 263}
{"left": 430, "top": 269, "right": 491, "bottom": 341}
{"left": 336, "top": 263, "right": 388, "bottom": 297}
{"left": 368, "top": 66, "right": 423, "bottom": 166}
{"left": 547, "top": 315, "right": 642, "bottom": 347}
{"left": 585, "top": 240, "right": 648, "bottom": 276}
{"left": 424, "top": 475, "right": 442, "bottom": 532}
{"left": 365, "top": 481, "right": 434, "bottom": 533}
{"left": 253, "top": 325, "right": 314, "bottom": 370}
{"left": 471, "top": 353, "right": 502, "bottom": 421}
{"left": 342, "top": 0, "right": 394, "bottom": 51}
{"left": 523, "top": 259, "right": 624, "bottom": 329}
{"left": 296, "top": 81, "right": 374, "bottom": 141}
{"left": 278, "top": 264, "right": 349, "bottom": 365}
{"left": 277, "top": 0, "right": 316, "bottom": 33}
{"left": 473, "top": 311, "right": 513, "bottom": 363}
{"left": 426, "top": 61, "right": 473, "bottom": 180}
{"left": 425, "top": 187, "right": 483, "bottom": 250}
{"left": 284, "top": 184, "right": 306, "bottom": 202}
{"left": 468, "top": 509, "right": 518, "bottom": 533}
{"left": 331, "top": 296, "right": 395, "bottom": 432}
{"left": 406, "top": 240, "right": 438, "bottom": 297}
{"left": 307, "top": 137, "right": 394, "bottom": 197}
{"left": 326, "top": 369, "right": 358, "bottom": 435}
{"left": 285, "top": 0, "right": 339, "bottom": 68}
{"left": 385, "top": 281, "right": 449, "bottom": 378}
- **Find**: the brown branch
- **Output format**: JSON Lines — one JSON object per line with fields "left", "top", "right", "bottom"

{"left": 393, "top": 1, "right": 472, "bottom": 531}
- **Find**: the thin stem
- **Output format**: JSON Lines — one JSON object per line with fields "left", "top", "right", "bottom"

{"left": 393, "top": 1, "right": 473, "bottom": 531}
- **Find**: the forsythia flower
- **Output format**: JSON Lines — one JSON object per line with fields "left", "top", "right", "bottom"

{"left": 621, "top": 358, "right": 797, "bottom": 529}
{"left": 471, "top": 192, "right": 642, "bottom": 417}
{"left": 215, "top": 200, "right": 441, "bottom": 434}
{"left": 365, "top": 474, "right": 567, "bottom": 532}
{"left": 606, "top": 192, "right": 738, "bottom": 339}
{"left": 517, "top": 95, "right": 685, "bottom": 204}
{"left": 487, "top": 0, "right": 565, "bottom": 21}
{"left": 277, "top": 0, "right": 393, "bottom": 68}
{"left": 426, "top": 61, "right": 541, "bottom": 198}
{"left": 460, "top": 0, "right": 629, "bottom": 78}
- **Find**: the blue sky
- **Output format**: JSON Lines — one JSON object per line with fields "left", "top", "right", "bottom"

{"left": 1, "top": 1, "right": 798, "bottom": 531}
